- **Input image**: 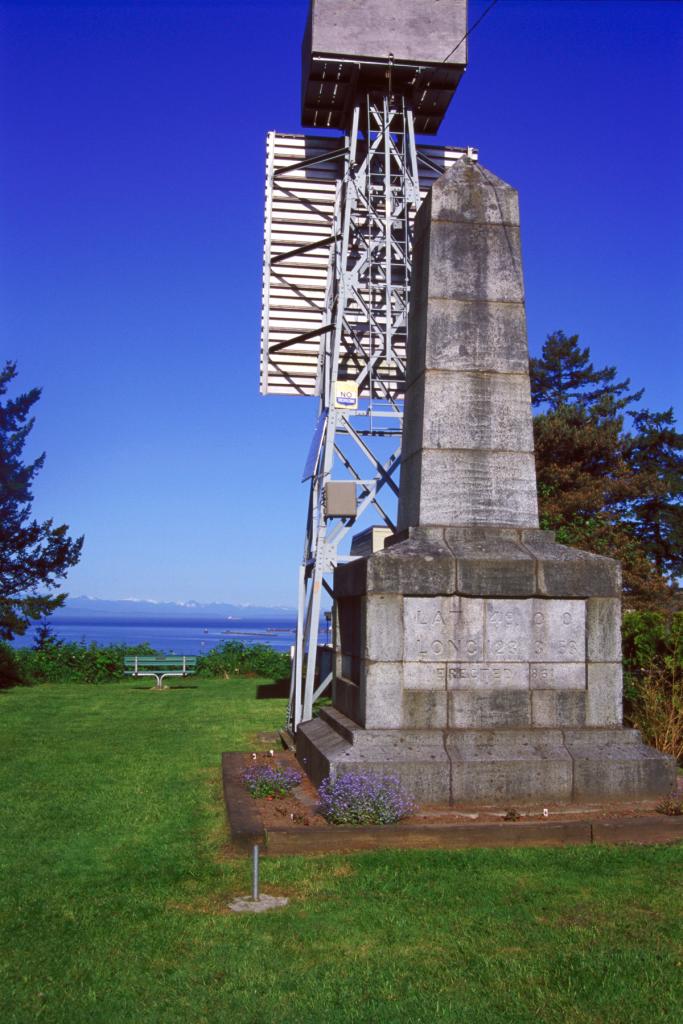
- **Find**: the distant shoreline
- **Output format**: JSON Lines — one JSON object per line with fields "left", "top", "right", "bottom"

{"left": 11, "top": 614, "right": 310, "bottom": 656}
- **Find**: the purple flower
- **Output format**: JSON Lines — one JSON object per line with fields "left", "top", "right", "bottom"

{"left": 242, "top": 763, "right": 302, "bottom": 798}
{"left": 318, "top": 771, "right": 416, "bottom": 825}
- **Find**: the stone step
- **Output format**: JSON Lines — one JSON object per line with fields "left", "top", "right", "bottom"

{"left": 297, "top": 715, "right": 677, "bottom": 806}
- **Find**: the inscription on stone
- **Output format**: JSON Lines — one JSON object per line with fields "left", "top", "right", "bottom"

{"left": 404, "top": 596, "right": 484, "bottom": 663}
{"left": 485, "top": 599, "right": 586, "bottom": 663}
{"left": 403, "top": 663, "right": 447, "bottom": 691}
{"left": 529, "top": 664, "right": 586, "bottom": 690}
{"left": 447, "top": 663, "right": 528, "bottom": 689}
{"left": 401, "top": 597, "right": 587, "bottom": 694}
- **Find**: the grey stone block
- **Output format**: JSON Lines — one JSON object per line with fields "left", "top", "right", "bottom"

{"left": 403, "top": 662, "right": 447, "bottom": 690}
{"left": 445, "top": 528, "right": 536, "bottom": 597}
{"left": 586, "top": 598, "right": 622, "bottom": 662}
{"left": 447, "top": 662, "right": 529, "bottom": 689}
{"left": 406, "top": 299, "right": 529, "bottom": 381}
{"left": 529, "top": 598, "right": 586, "bottom": 663}
{"left": 401, "top": 161, "right": 539, "bottom": 534}
{"left": 296, "top": 715, "right": 350, "bottom": 789}
{"left": 531, "top": 690, "right": 586, "bottom": 727}
{"left": 404, "top": 595, "right": 484, "bottom": 662}
{"left": 362, "top": 595, "right": 403, "bottom": 661}
{"left": 299, "top": 715, "right": 677, "bottom": 807}
{"left": 484, "top": 598, "right": 533, "bottom": 661}
{"left": 563, "top": 729, "right": 677, "bottom": 801}
{"left": 446, "top": 730, "right": 574, "bottom": 804}
{"left": 400, "top": 373, "right": 427, "bottom": 462}
{"left": 334, "top": 557, "right": 367, "bottom": 598}
{"left": 398, "top": 448, "right": 539, "bottom": 530}
{"left": 402, "top": 370, "right": 535, "bottom": 460}
{"left": 425, "top": 220, "right": 525, "bottom": 304}
{"left": 336, "top": 760, "right": 452, "bottom": 804}
{"left": 318, "top": 706, "right": 358, "bottom": 743}
{"left": 448, "top": 690, "right": 530, "bottom": 728}
{"left": 315, "top": 709, "right": 453, "bottom": 803}
{"left": 457, "top": 558, "right": 537, "bottom": 598}
{"left": 403, "top": 689, "right": 448, "bottom": 729}
{"left": 520, "top": 531, "right": 621, "bottom": 597}
{"left": 394, "top": 457, "right": 422, "bottom": 537}
{"left": 407, "top": 212, "right": 430, "bottom": 325}
{"left": 529, "top": 664, "right": 586, "bottom": 690}
{"left": 363, "top": 530, "right": 457, "bottom": 596}
{"left": 429, "top": 160, "right": 520, "bottom": 226}
{"left": 361, "top": 660, "right": 403, "bottom": 729}
{"left": 296, "top": 708, "right": 450, "bottom": 802}
{"left": 586, "top": 663, "right": 622, "bottom": 726}
{"left": 333, "top": 677, "right": 361, "bottom": 724}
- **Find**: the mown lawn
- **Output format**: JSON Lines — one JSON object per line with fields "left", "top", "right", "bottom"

{"left": 0, "top": 678, "right": 681, "bottom": 1024}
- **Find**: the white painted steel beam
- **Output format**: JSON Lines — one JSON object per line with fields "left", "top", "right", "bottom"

{"left": 260, "top": 133, "right": 477, "bottom": 397}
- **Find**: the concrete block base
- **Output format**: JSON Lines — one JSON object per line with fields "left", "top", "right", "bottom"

{"left": 297, "top": 709, "right": 452, "bottom": 803}
{"left": 297, "top": 709, "right": 676, "bottom": 807}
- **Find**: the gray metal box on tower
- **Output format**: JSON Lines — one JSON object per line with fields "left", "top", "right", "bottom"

{"left": 325, "top": 482, "right": 358, "bottom": 518}
{"left": 302, "top": 0, "right": 468, "bottom": 134}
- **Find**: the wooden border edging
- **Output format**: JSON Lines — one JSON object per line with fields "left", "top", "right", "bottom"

{"left": 221, "top": 752, "right": 683, "bottom": 856}
{"left": 591, "top": 816, "right": 683, "bottom": 846}
{"left": 263, "top": 820, "right": 594, "bottom": 855}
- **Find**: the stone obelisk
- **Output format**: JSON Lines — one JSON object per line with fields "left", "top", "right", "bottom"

{"left": 297, "top": 159, "right": 675, "bottom": 805}
{"left": 399, "top": 160, "right": 538, "bottom": 532}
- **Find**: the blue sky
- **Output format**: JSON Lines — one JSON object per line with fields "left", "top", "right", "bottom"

{"left": 1, "top": 0, "right": 681, "bottom": 606}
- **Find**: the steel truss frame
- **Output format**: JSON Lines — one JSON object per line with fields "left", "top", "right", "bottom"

{"left": 289, "top": 91, "right": 422, "bottom": 731}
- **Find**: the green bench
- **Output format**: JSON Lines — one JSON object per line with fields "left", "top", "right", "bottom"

{"left": 124, "top": 655, "right": 198, "bottom": 690}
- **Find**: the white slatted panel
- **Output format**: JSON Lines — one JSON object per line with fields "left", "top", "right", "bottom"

{"left": 260, "top": 132, "right": 477, "bottom": 396}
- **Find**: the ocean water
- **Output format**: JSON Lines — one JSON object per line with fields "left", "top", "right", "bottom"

{"left": 12, "top": 616, "right": 311, "bottom": 655}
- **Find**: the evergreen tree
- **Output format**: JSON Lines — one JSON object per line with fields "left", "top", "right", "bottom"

{"left": 625, "top": 407, "right": 683, "bottom": 582}
{"left": 33, "top": 617, "right": 62, "bottom": 650}
{"left": 530, "top": 330, "right": 642, "bottom": 413}
{"left": 531, "top": 332, "right": 677, "bottom": 606}
{"left": 0, "top": 361, "right": 83, "bottom": 639}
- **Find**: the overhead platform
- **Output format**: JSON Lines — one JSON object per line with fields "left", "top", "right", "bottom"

{"left": 260, "top": 132, "right": 477, "bottom": 397}
{"left": 301, "top": 0, "right": 468, "bottom": 133}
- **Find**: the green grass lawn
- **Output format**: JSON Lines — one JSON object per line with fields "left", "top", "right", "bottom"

{"left": 0, "top": 678, "right": 681, "bottom": 1024}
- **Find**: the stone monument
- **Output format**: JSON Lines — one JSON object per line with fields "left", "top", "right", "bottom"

{"left": 297, "top": 159, "right": 676, "bottom": 805}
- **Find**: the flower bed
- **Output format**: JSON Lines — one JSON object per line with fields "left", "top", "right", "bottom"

{"left": 242, "top": 761, "right": 302, "bottom": 799}
{"left": 318, "top": 771, "right": 416, "bottom": 825}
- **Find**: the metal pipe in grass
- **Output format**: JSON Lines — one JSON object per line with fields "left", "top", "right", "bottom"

{"left": 251, "top": 844, "right": 260, "bottom": 902}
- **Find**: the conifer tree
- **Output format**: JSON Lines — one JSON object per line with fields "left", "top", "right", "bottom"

{"left": 530, "top": 329, "right": 642, "bottom": 413}
{"left": 530, "top": 332, "right": 678, "bottom": 606}
{"left": 0, "top": 361, "right": 83, "bottom": 639}
{"left": 625, "top": 408, "right": 683, "bottom": 582}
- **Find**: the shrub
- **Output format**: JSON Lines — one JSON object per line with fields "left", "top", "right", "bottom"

{"left": 0, "top": 643, "right": 28, "bottom": 689}
{"left": 655, "top": 797, "right": 683, "bottom": 816}
{"left": 318, "top": 772, "right": 416, "bottom": 825}
{"left": 503, "top": 808, "right": 522, "bottom": 822}
{"left": 14, "top": 642, "right": 158, "bottom": 686}
{"left": 5, "top": 636, "right": 290, "bottom": 687}
{"left": 197, "top": 641, "right": 289, "bottom": 680}
{"left": 242, "top": 763, "right": 302, "bottom": 798}
{"left": 622, "top": 610, "right": 683, "bottom": 763}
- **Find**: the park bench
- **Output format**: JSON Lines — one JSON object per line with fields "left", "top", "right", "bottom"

{"left": 124, "top": 655, "right": 197, "bottom": 690}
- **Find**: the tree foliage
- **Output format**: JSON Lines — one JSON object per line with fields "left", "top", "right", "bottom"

{"left": 622, "top": 610, "right": 683, "bottom": 762}
{"left": 625, "top": 408, "right": 683, "bottom": 581}
{"left": 0, "top": 361, "right": 83, "bottom": 639}
{"left": 531, "top": 330, "right": 642, "bottom": 413}
{"left": 531, "top": 332, "right": 682, "bottom": 606}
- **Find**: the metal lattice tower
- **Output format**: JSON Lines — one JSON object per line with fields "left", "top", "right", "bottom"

{"left": 259, "top": 1, "right": 471, "bottom": 732}
{"left": 290, "top": 93, "right": 422, "bottom": 729}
